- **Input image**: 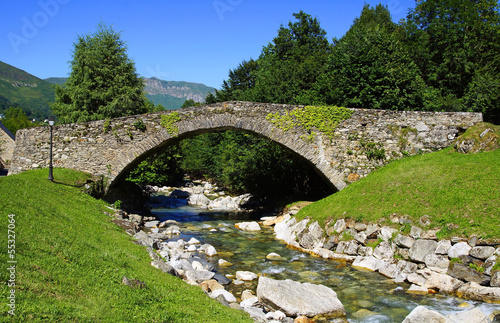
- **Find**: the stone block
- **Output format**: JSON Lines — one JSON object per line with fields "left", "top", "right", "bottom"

{"left": 373, "top": 241, "right": 394, "bottom": 260}
{"left": 435, "top": 240, "right": 451, "bottom": 255}
{"left": 470, "top": 246, "right": 495, "bottom": 260}
{"left": 378, "top": 226, "right": 397, "bottom": 241}
{"left": 424, "top": 254, "right": 450, "bottom": 274}
{"left": 448, "top": 242, "right": 471, "bottom": 259}
{"left": 394, "top": 234, "right": 415, "bottom": 249}
{"left": 409, "top": 239, "right": 437, "bottom": 263}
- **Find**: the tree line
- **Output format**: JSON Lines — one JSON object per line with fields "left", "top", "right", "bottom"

{"left": 212, "top": 2, "right": 499, "bottom": 123}
{"left": 7, "top": 1, "right": 497, "bottom": 205}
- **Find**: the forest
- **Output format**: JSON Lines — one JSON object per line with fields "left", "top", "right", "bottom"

{"left": 7, "top": 1, "right": 498, "bottom": 205}
{"left": 129, "top": 1, "right": 500, "bottom": 205}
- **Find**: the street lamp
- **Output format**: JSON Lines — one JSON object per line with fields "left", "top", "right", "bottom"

{"left": 48, "top": 116, "right": 54, "bottom": 181}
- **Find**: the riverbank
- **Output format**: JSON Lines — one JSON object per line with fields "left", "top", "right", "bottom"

{"left": 0, "top": 169, "right": 251, "bottom": 322}
{"left": 296, "top": 122, "right": 500, "bottom": 239}
{"left": 127, "top": 185, "right": 499, "bottom": 322}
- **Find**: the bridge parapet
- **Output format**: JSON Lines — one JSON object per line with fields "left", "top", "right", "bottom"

{"left": 9, "top": 101, "right": 482, "bottom": 191}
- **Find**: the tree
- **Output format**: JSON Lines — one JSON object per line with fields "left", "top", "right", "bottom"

{"left": 181, "top": 99, "right": 202, "bottom": 109}
{"left": 404, "top": 0, "right": 500, "bottom": 121}
{"left": 1, "top": 107, "right": 37, "bottom": 135}
{"left": 214, "top": 59, "right": 258, "bottom": 102}
{"left": 317, "top": 4, "right": 428, "bottom": 111}
{"left": 248, "top": 11, "right": 331, "bottom": 104}
{"left": 51, "top": 23, "right": 148, "bottom": 123}
{"left": 126, "top": 145, "right": 183, "bottom": 187}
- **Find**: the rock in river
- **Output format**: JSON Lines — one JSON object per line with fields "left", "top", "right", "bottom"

{"left": 256, "top": 276, "right": 346, "bottom": 318}
{"left": 402, "top": 306, "right": 449, "bottom": 323}
{"left": 236, "top": 271, "right": 258, "bottom": 281}
{"left": 235, "top": 221, "right": 261, "bottom": 231}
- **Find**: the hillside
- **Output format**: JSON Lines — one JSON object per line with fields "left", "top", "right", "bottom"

{"left": 1, "top": 59, "right": 216, "bottom": 116}
{"left": 0, "top": 61, "right": 54, "bottom": 119}
{"left": 45, "top": 76, "right": 216, "bottom": 110}
{"left": 43, "top": 77, "right": 67, "bottom": 86}
{"left": 0, "top": 169, "right": 251, "bottom": 322}
{"left": 296, "top": 122, "right": 500, "bottom": 240}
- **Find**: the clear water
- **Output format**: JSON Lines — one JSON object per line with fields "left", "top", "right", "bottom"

{"left": 149, "top": 194, "right": 498, "bottom": 322}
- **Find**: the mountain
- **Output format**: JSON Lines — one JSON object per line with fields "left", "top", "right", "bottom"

{"left": 44, "top": 76, "right": 216, "bottom": 110}
{"left": 0, "top": 59, "right": 216, "bottom": 120}
{"left": 0, "top": 61, "right": 54, "bottom": 119}
{"left": 144, "top": 77, "right": 215, "bottom": 110}
{"left": 44, "top": 77, "right": 67, "bottom": 86}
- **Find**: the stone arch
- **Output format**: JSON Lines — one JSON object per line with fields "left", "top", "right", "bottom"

{"left": 107, "top": 122, "right": 341, "bottom": 194}
{"left": 9, "top": 101, "right": 481, "bottom": 195}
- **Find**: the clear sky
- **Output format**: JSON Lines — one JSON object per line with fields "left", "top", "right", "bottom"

{"left": 2, "top": 0, "right": 416, "bottom": 89}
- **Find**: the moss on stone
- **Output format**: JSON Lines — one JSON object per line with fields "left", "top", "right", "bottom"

{"left": 160, "top": 112, "right": 181, "bottom": 135}
{"left": 266, "top": 105, "right": 353, "bottom": 138}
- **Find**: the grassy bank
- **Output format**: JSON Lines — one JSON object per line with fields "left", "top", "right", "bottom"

{"left": 297, "top": 125, "right": 500, "bottom": 240}
{"left": 0, "top": 169, "right": 251, "bottom": 322}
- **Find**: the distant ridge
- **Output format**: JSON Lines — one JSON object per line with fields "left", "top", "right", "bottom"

{"left": 144, "top": 77, "right": 215, "bottom": 110}
{"left": 0, "top": 61, "right": 217, "bottom": 117}
{"left": 44, "top": 77, "right": 67, "bottom": 86}
{"left": 44, "top": 76, "right": 215, "bottom": 110}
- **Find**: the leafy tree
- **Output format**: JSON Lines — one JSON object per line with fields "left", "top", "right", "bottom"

{"left": 1, "top": 107, "right": 37, "bottom": 135}
{"left": 179, "top": 131, "right": 333, "bottom": 205}
{"left": 146, "top": 101, "right": 165, "bottom": 113}
{"left": 249, "top": 11, "right": 331, "bottom": 104}
{"left": 404, "top": 0, "right": 500, "bottom": 121}
{"left": 181, "top": 99, "right": 202, "bottom": 109}
{"left": 214, "top": 59, "right": 258, "bottom": 102}
{"left": 317, "top": 4, "right": 428, "bottom": 110}
{"left": 204, "top": 92, "right": 218, "bottom": 104}
{"left": 51, "top": 23, "right": 148, "bottom": 123}
{"left": 126, "top": 145, "right": 183, "bottom": 187}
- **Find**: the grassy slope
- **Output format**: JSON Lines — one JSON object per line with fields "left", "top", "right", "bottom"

{"left": 0, "top": 169, "right": 251, "bottom": 322}
{"left": 0, "top": 61, "right": 54, "bottom": 119}
{"left": 297, "top": 126, "right": 500, "bottom": 240}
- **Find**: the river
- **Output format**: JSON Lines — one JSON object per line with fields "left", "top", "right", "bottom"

{"left": 147, "top": 192, "right": 497, "bottom": 322}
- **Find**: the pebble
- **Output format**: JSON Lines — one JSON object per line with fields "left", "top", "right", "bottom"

{"left": 352, "top": 309, "right": 378, "bottom": 319}
{"left": 233, "top": 279, "right": 245, "bottom": 285}
{"left": 210, "top": 289, "right": 236, "bottom": 303}
{"left": 266, "top": 252, "right": 282, "bottom": 260}
{"left": 218, "top": 259, "right": 233, "bottom": 267}
{"left": 187, "top": 237, "right": 200, "bottom": 245}
{"left": 241, "top": 289, "right": 255, "bottom": 301}
{"left": 236, "top": 271, "right": 258, "bottom": 281}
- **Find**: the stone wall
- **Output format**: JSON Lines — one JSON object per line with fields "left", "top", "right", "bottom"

{"left": 0, "top": 121, "right": 15, "bottom": 168}
{"left": 9, "top": 101, "right": 482, "bottom": 190}
{"left": 273, "top": 214, "right": 500, "bottom": 303}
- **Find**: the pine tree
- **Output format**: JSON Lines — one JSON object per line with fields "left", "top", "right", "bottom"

{"left": 51, "top": 23, "right": 148, "bottom": 123}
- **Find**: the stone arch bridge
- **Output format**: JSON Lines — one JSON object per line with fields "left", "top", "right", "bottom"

{"left": 9, "top": 101, "right": 481, "bottom": 192}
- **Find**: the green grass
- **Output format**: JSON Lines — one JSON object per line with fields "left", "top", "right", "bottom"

{"left": 0, "top": 169, "right": 252, "bottom": 322}
{"left": 297, "top": 147, "right": 500, "bottom": 240}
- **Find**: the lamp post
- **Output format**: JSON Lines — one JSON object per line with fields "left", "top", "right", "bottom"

{"left": 48, "top": 116, "right": 54, "bottom": 181}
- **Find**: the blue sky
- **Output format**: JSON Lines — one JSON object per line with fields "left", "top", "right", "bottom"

{"left": 2, "top": 0, "right": 416, "bottom": 89}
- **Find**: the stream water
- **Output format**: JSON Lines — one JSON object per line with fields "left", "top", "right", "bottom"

{"left": 148, "top": 193, "right": 497, "bottom": 322}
